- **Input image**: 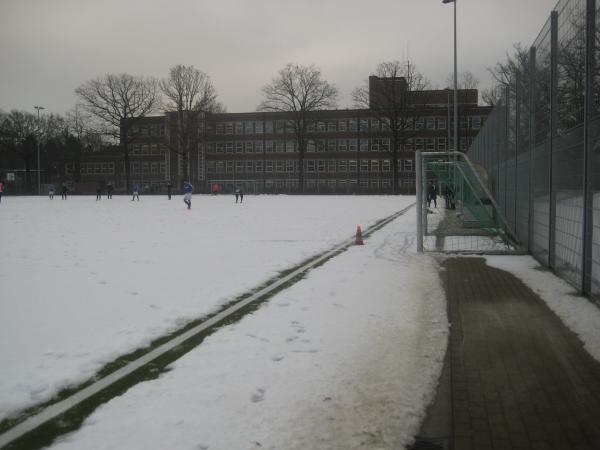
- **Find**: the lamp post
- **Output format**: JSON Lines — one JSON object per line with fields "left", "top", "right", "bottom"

{"left": 34, "top": 105, "right": 45, "bottom": 195}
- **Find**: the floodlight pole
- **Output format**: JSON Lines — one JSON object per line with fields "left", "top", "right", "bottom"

{"left": 453, "top": 0, "right": 458, "bottom": 186}
{"left": 34, "top": 105, "right": 45, "bottom": 196}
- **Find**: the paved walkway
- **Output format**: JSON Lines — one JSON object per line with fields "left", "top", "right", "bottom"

{"left": 414, "top": 257, "right": 600, "bottom": 450}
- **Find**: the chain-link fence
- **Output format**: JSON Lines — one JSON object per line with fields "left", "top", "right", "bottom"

{"left": 468, "top": 0, "right": 600, "bottom": 300}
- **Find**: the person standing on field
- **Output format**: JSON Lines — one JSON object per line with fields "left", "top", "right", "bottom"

{"left": 61, "top": 181, "right": 68, "bottom": 200}
{"left": 234, "top": 186, "right": 243, "bottom": 203}
{"left": 183, "top": 181, "right": 193, "bottom": 209}
{"left": 132, "top": 183, "right": 140, "bottom": 201}
{"left": 427, "top": 181, "right": 437, "bottom": 208}
{"left": 0, "top": 180, "right": 4, "bottom": 203}
{"left": 48, "top": 183, "right": 55, "bottom": 199}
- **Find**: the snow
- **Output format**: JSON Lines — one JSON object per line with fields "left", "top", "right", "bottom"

{"left": 2, "top": 194, "right": 600, "bottom": 449}
{"left": 45, "top": 205, "right": 449, "bottom": 450}
{"left": 0, "top": 195, "right": 411, "bottom": 422}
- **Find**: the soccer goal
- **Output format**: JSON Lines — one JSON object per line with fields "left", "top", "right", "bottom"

{"left": 416, "top": 151, "right": 522, "bottom": 254}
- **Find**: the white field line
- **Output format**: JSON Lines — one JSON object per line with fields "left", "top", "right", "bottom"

{"left": 0, "top": 204, "right": 413, "bottom": 448}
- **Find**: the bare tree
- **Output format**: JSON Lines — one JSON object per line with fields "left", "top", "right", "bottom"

{"left": 0, "top": 110, "right": 38, "bottom": 189}
{"left": 75, "top": 73, "right": 159, "bottom": 191}
{"left": 160, "top": 65, "right": 221, "bottom": 185}
{"left": 481, "top": 43, "right": 531, "bottom": 107}
{"left": 445, "top": 70, "right": 480, "bottom": 90}
{"left": 353, "top": 60, "right": 430, "bottom": 194}
{"left": 258, "top": 63, "right": 338, "bottom": 192}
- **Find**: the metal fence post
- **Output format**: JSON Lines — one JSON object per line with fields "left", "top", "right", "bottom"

{"left": 514, "top": 75, "right": 520, "bottom": 236}
{"left": 528, "top": 46, "right": 537, "bottom": 252}
{"left": 549, "top": 10, "right": 558, "bottom": 269}
{"left": 416, "top": 151, "right": 423, "bottom": 253}
{"left": 582, "top": 0, "right": 596, "bottom": 295}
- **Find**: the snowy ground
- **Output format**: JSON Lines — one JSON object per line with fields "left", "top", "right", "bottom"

{"left": 3, "top": 195, "right": 600, "bottom": 450}
{"left": 44, "top": 201, "right": 449, "bottom": 450}
{"left": 0, "top": 195, "right": 411, "bottom": 421}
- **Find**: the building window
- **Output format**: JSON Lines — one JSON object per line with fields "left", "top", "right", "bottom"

{"left": 338, "top": 120, "right": 347, "bottom": 131}
{"left": 255, "top": 141, "right": 263, "bottom": 153}
{"left": 235, "top": 122, "right": 243, "bottom": 134}
{"left": 360, "top": 119, "right": 369, "bottom": 131}
{"left": 349, "top": 139, "right": 358, "bottom": 152}
{"left": 317, "top": 121, "right": 326, "bottom": 132}
{"left": 317, "top": 160, "right": 326, "bottom": 172}
{"left": 286, "top": 160, "right": 295, "bottom": 172}
{"left": 370, "top": 160, "right": 379, "bottom": 172}
{"left": 265, "top": 121, "right": 274, "bottom": 133}
{"left": 225, "top": 123, "right": 234, "bottom": 134}
{"left": 236, "top": 161, "right": 244, "bottom": 173}
{"left": 255, "top": 161, "right": 263, "bottom": 172}
{"left": 437, "top": 138, "right": 446, "bottom": 151}
{"left": 415, "top": 139, "right": 424, "bottom": 151}
{"left": 426, "top": 118, "right": 435, "bottom": 130}
{"left": 226, "top": 161, "right": 234, "bottom": 173}
{"left": 415, "top": 119, "right": 424, "bottom": 130}
{"left": 306, "top": 160, "right": 316, "bottom": 172}
{"left": 349, "top": 160, "right": 357, "bottom": 172}
{"left": 266, "top": 160, "right": 274, "bottom": 172}
{"left": 254, "top": 121, "right": 264, "bottom": 134}
{"left": 276, "top": 161, "right": 284, "bottom": 172}
{"left": 360, "top": 139, "right": 369, "bottom": 152}
{"left": 235, "top": 142, "right": 244, "bottom": 153}
{"left": 246, "top": 161, "right": 254, "bottom": 173}
{"left": 338, "top": 139, "right": 347, "bottom": 151}
{"left": 275, "top": 141, "right": 285, "bottom": 153}
{"left": 371, "top": 140, "right": 380, "bottom": 151}
{"left": 426, "top": 138, "right": 435, "bottom": 151}
{"left": 327, "top": 160, "right": 336, "bottom": 172}
{"left": 381, "top": 139, "right": 390, "bottom": 151}
{"left": 265, "top": 140, "right": 274, "bottom": 153}
{"left": 244, "top": 122, "right": 254, "bottom": 134}
{"left": 404, "top": 159, "right": 414, "bottom": 172}
{"left": 216, "top": 143, "right": 225, "bottom": 153}
{"left": 245, "top": 142, "right": 253, "bottom": 153}
{"left": 472, "top": 116, "right": 482, "bottom": 129}
{"left": 370, "top": 118, "right": 380, "bottom": 131}
{"left": 360, "top": 160, "right": 369, "bottom": 172}
{"left": 307, "top": 140, "right": 316, "bottom": 152}
{"left": 286, "top": 141, "right": 295, "bottom": 152}
{"left": 437, "top": 118, "right": 447, "bottom": 130}
{"left": 275, "top": 121, "right": 285, "bottom": 133}
{"left": 215, "top": 161, "right": 224, "bottom": 172}
{"left": 226, "top": 143, "right": 234, "bottom": 153}
{"left": 382, "top": 160, "right": 391, "bottom": 172}
{"left": 327, "top": 140, "right": 336, "bottom": 152}
{"left": 349, "top": 120, "right": 358, "bottom": 132}
{"left": 327, "top": 121, "right": 336, "bottom": 132}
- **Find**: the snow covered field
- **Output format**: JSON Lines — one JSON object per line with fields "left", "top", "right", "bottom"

{"left": 3, "top": 194, "right": 600, "bottom": 449}
{"left": 0, "top": 195, "right": 411, "bottom": 421}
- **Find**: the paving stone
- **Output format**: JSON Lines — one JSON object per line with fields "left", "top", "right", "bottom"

{"left": 416, "top": 258, "right": 600, "bottom": 450}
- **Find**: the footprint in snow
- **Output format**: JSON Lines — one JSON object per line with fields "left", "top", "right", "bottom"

{"left": 271, "top": 354, "right": 284, "bottom": 362}
{"left": 251, "top": 388, "right": 265, "bottom": 403}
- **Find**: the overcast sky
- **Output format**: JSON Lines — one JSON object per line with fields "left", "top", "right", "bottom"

{"left": 0, "top": 0, "right": 554, "bottom": 116}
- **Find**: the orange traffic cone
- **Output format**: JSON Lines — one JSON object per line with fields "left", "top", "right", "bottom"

{"left": 355, "top": 225, "right": 364, "bottom": 245}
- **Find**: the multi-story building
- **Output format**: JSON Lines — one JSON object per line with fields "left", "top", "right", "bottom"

{"left": 78, "top": 79, "right": 491, "bottom": 195}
